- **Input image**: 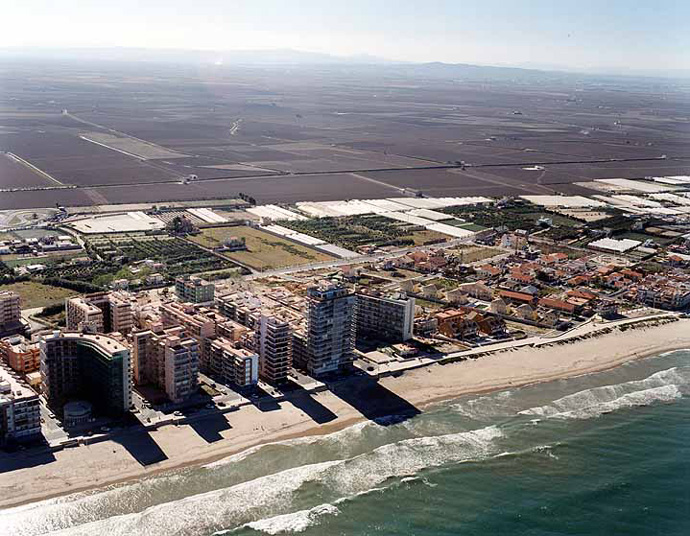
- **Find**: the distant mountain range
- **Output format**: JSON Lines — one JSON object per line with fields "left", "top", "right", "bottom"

{"left": 1, "top": 46, "right": 688, "bottom": 80}
{"left": 0, "top": 46, "right": 398, "bottom": 66}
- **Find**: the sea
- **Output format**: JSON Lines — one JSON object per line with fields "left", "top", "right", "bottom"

{"left": 3, "top": 349, "right": 690, "bottom": 536}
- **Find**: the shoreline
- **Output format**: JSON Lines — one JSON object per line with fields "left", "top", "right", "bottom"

{"left": 2, "top": 317, "right": 690, "bottom": 511}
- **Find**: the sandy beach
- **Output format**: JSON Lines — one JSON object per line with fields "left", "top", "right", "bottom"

{"left": 1, "top": 316, "right": 689, "bottom": 510}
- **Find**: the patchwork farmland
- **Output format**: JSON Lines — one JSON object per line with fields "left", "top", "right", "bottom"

{"left": 1, "top": 60, "right": 688, "bottom": 210}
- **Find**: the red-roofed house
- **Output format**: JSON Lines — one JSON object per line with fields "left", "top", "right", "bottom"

{"left": 538, "top": 297, "right": 577, "bottom": 314}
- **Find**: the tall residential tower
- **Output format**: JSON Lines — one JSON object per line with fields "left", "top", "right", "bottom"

{"left": 295, "top": 284, "right": 355, "bottom": 377}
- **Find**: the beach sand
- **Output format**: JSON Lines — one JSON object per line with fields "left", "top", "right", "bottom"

{"left": 1, "top": 316, "right": 689, "bottom": 510}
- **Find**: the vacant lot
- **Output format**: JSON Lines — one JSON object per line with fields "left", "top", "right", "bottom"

{"left": 409, "top": 230, "right": 449, "bottom": 245}
{"left": 191, "top": 226, "right": 334, "bottom": 270}
{"left": 2, "top": 281, "right": 76, "bottom": 309}
{"left": 450, "top": 245, "right": 505, "bottom": 263}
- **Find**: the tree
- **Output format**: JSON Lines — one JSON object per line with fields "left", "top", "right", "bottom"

{"left": 166, "top": 215, "right": 197, "bottom": 235}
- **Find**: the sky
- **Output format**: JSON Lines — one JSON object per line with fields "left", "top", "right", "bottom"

{"left": 2, "top": 0, "right": 689, "bottom": 73}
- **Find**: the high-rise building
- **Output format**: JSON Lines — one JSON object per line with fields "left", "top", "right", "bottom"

{"left": 175, "top": 275, "right": 215, "bottom": 304}
{"left": 0, "top": 367, "right": 41, "bottom": 445}
{"left": 296, "top": 284, "right": 355, "bottom": 377}
{"left": 0, "top": 290, "right": 25, "bottom": 337}
{"left": 0, "top": 335, "right": 41, "bottom": 374}
{"left": 355, "top": 292, "right": 415, "bottom": 342}
{"left": 102, "top": 292, "right": 135, "bottom": 334}
{"left": 65, "top": 292, "right": 134, "bottom": 335}
{"left": 208, "top": 337, "right": 258, "bottom": 388}
{"left": 0, "top": 291, "right": 21, "bottom": 326}
{"left": 257, "top": 315, "right": 291, "bottom": 384}
{"left": 164, "top": 336, "right": 199, "bottom": 403}
{"left": 40, "top": 331, "right": 132, "bottom": 417}
{"left": 132, "top": 327, "right": 199, "bottom": 403}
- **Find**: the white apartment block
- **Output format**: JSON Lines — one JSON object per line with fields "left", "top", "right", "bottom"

{"left": 0, "top": 367, "right": 41, "bottom": 445}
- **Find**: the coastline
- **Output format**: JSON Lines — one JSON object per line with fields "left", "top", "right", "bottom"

{"left": 1, "top": 317, "right": 689, "bottom": 511}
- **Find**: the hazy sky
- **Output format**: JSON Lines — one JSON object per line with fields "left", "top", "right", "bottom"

{"left": 3, "top": 0, "right": 689, "bottom": 72}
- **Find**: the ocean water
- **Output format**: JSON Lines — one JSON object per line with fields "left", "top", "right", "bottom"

{"left": 3, "top": 350, "right": 690, "bottom": 536}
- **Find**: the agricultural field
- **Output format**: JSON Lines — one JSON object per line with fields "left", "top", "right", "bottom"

{"left": 87, "top": 235, "right": 238, "bottom": 276}
{"left": 441, "top": 203, "right": 583, "bottom": 233}
{"left": 79, "top": 132, "right": 187, "bottom": 160}
{"left": 282, "top": 215, "right": 448, "bottom": 251}
{"left": 2, "top": 60, "right": 688, "bottom": 210}
{"left": 39, "top": 259, "right": 122, "bottom": 286}
{"left": 1, "top": 281, "right": 77, "bottom": 309}
{"left": 4, "top": 252, "right": 86, "bottom": 270}
{"left": 0, "top": 152, "right": 52, "bottom": 188}
{"left": 190, "top": 226, "right": 334, "bottom": 271}
{"left": 0, "top": 132, "right": 180, "bottom": 186}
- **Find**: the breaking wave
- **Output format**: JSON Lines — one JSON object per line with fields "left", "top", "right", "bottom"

{"left": 520, "top": 367, "right": 689, "bottom": 420}
{"left": 7, "top": 426, "right": 502, "bottom": 536}
{"left": 241, "top": 504, "right": 340, "bottom": 535}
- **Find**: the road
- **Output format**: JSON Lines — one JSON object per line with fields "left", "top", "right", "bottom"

{"left": 21, "top": 307, "right": 51, "bottom": 333}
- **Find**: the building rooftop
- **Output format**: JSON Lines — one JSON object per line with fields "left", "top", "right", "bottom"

{"left": 588, "top": 237, "right": 641, "bottom": 253}
{"left": 0, "top": 364, "right": 37, "bottom": 400}
{"left": 43, "top": 331, "right": 129, "bottom": 354}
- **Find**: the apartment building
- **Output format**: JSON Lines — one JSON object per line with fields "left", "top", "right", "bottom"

{"left": 216, "top": 291, "right": 262, "bottom": 328}
{"left": 216, "top": 292, "right": 294, "bottom": 384}
{"left": 295, "top": 284, "right": 355, "bottom": 377}
{"left": 0, "top": 290, "right": 25, "bottom": 337}
{"left": 634, "top": 276, "right": 690, "bottom": 310}
{"left": 256, "top": 314, "right": 291, "bottom": 384}
{"left": 65, "top": 292, "right": 134, "bottom": 335}
{"left": 355, "top": 292, "right": 414, "bottom": 343}
{"left": 65, "top": 297, "right": 104, "bottom": 333}
{"left": 175, "top": 275, "right": 215, "bottom": 304}
{"left": 208, "top": 337, "right": 258, "bottom": 388}
{"left": 0, "top": 290, "right": 21, "bottom": 326}
{"left": 0, "top": 367, "right": 41, "bottom": 445}
{"left": 164, "top": 336, "right": 199, "bottom": 403}
{"left": 40, "top": 331, "right": 132, "bottom": 417}
{"left": 132, "top": 326, "right": 199, "bottom": 404}
{"left": 0, "top": 335, "right": 41, "bottom": 374}
{"left": 159, "top": 301, "right": 218, "bottom": 369}
{"left": 435, "top": 309, "right": 479, "bottom": 340}
{"left": 102, "top": 292, "right": 135, "bottom": 334}
{"left": 88, "top": 291, "right": 134, "bottom": 334}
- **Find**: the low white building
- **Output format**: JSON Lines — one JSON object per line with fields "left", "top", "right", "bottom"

{"left": 588, "top": 237, "right": 641, "bottom": 253}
